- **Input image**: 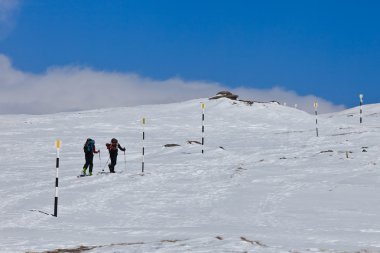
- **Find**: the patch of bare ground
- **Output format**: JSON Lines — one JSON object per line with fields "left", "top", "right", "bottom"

{"left": 27, "top": 242, "right": 145, "bottom": 253}
{"left": 240, "top": 236, "right": 268, "bottom": 247}
{"left": 160, "top": 239, "right": 181, "bottom": 243}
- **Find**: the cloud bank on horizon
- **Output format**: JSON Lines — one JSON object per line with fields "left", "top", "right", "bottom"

{"left": 0, "top": 54, "right": 345, "bottom": 115}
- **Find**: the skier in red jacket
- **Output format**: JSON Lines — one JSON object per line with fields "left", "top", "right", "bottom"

{"left": 106, "top": 138, "right": 125, "bottom": 173}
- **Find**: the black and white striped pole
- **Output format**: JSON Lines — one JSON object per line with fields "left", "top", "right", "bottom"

{"left": 53, "top": 140, "right": 61, "bottom": 217}
{"left": 201, "top": 103, "right": 205, "bottom": 154}
{"left": 141, "top": 117, "right": 145, "bottom": 173}
{"left": 314, "top": 101, "right": 319, "bottom": 137}
{"left": 359, "top": 94, "right": 364, "bottom": 124}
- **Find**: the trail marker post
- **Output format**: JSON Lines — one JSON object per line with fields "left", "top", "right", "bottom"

{"left": 54, "top": 140, "right": 61, "bottom": 217}
{"left": 314, "top": 101, "right": 319, "bottom": 137}
{"left": 359, "top": 94, "right": 364, "bottom": 124}
{"left": 201, "top": 103, "right": 205, "bottom": 154}
{"left": 142, "top": 117, "right": 146, "bottom": 173}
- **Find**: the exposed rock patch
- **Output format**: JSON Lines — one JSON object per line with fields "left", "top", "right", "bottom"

{"left": 164, "top": 144, "right": 181, "bottom": 147}
{"left": 187, "top": 140, "right": 201, "bottom": 145}
{"left": 209, "top": 91, "right": 239, "bottom": 100}
{"left": 209, "top": 91, "right": 279, "bottom": 106}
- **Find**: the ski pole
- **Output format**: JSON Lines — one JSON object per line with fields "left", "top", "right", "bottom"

{"left": 102, "top": 157, "right": 110, "bottom": 172}
{"left": 98, "top": 152, "right": 102, "bottom": 170}
{"left": 123, "top": 151, "right": 127, "bottom": 172}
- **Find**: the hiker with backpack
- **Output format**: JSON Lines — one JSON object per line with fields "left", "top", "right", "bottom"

{"left": 106, "top": 138, "right": 126, "bottom": 173}
{"left": 82, "top": 138, "right": 100, "bottom": 176}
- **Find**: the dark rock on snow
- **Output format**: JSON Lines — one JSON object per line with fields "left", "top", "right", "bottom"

{"left": 164, "top": 144, "right": 181, "bottom": 147}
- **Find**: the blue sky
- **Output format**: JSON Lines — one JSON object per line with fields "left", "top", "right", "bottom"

{"left": 0, "top": 0, "right": 379, "bottom": 114}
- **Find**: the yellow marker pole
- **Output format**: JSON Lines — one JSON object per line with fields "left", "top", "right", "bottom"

{"left": 314, "top": 102, "right": 319, "bottom": 137}
{"left": 141, "top": 118, "right": 146, "bottom": 173}
{"left": 201, "top": 103, "right": 205, "bottom": 154}
{"left": 54, "top": 140, "right": 61, "bottom": 217}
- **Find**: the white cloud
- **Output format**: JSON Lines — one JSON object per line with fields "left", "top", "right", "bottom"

{"left": 0, "top": 0, "right": 20, "bottom": 39}
{"left": 0, "top": 54, "right": 345, "bottom": 114}
{"left": 233, "top": 87, "right": 346, "bottom": 114}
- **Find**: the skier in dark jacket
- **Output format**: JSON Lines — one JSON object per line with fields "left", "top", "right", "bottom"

{"left": 106, "top": 138, "right": 126, "bottom": 173}
{"left": 82, "top": 138, "right": 100, "bottom": 176}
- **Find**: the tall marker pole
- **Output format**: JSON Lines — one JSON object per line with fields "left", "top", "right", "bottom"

{"left": 142, "top": 117, "right": 146, "bottom": 173}
{"left": 314, "top": 101, "right": 319, "bottom": 137}
{"left": 201, "top": 103, "right": 205, "bottom": 154}
{"left": 359, "top": 94, "right": 364, "bottom": 124}
{"left": 54, "top": 140, "right": 61, "bottom": 217}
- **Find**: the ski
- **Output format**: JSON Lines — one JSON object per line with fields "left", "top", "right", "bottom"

{"left": 77, "top": 174, "right": 90, "bottom": 178}
{"left": 77, "top": 171, "right": 124, "bottom": 178}
{"left": 96, "top": 171, "right": 123, "bottom": 175}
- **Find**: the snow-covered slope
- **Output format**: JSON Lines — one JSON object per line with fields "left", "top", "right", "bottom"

{"left": 1, "top": 98, "right": 380, "bottom": 253}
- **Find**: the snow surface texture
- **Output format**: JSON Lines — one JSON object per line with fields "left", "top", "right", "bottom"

{"left": 1, "top": 98, "right": 380, "bottom": 253}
